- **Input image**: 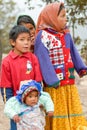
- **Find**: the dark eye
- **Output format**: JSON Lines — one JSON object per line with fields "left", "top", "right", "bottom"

{"left": 29, "top": 27, "right": 34, "bottom": 31}
{"left": 29, "top": 95, "right": 32, "bottom": 98}
{"left": 20, "top": 38, "right": 24, "bottom": 41}
{"left": 27, "top": 38, "right": 31, "bottom": 42}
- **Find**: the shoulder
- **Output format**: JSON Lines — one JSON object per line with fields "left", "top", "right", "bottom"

{"left": 65, "top": 32, "right": 72, "bottom": 40}
{"left": 35, "top": 30, "right": 49, "bottom": 42}
{"left": 40, "top": 91, "right": 51, "bottom": 99}
{"left": 5, "top": 96, "right": 22, "bottom": 109}
{"left": 1, "top": 56, "right": 11, "bottom": 69}
{"left": 26, "top": 52, "right": 38, "bottom": 61}
{"left": 2, "top": 55, "right": 9, "bottom": 63}
{"left": 6, "top": 96, "right": 17, "bottom": 102}
{"left": 29, "top": 52, "right": 38, "bottom": 61}
{"left": 5, "top": 96, "right": 17, "bottom": 106}
{"left": 36, "top": 30, "right": 43, "bottom": 37}
{"left": 1, "top": 51, "right": 12, "bottom": 65}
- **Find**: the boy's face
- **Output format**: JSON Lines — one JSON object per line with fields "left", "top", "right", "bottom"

{"left": 10, "top": 32, "right": 31, "bottom": 55}
{"left": 25, "top": 91, "right": 39, "bottom": 107}
{"left": 57, "top": 8, "right": 67, "bottom": 31}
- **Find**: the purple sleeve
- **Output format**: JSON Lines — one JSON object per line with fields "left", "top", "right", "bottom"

{"left": 65, "top": 34, "right": 87, "bottom": 76}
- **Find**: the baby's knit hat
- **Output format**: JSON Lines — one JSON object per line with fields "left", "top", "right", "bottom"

{"left": 16, "top": 80, "right": 42, "bottom": 103}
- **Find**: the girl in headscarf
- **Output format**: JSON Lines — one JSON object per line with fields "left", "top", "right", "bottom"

{"left": 34, "top": 2, "right": 87, "bottom": 130}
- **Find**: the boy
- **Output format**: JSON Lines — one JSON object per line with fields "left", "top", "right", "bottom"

{"left": 0, "top": 25, "right": 42, "bottom": 130}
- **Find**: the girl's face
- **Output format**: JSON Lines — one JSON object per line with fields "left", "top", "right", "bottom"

{"left": 21, "top": 23, "right": 35, "bottom": 45}
{"left": 11, "top": 33, "right": 31, "bottom": 55}
{"left": 57, "top": 8, "right": 67, "bottom": 32}
{"left": 25, "top": 91, "right": 39, "bottom": 107}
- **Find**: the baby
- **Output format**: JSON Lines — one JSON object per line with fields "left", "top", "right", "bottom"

{"left": 4, "top": 80, "right": 54, "bottom": 130}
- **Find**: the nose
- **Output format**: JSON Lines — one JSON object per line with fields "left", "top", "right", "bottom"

{"left": 24, "top": 40, "right": 29, "bottom": 45}
{"left": 31, "top": 98, "right": 36, "bottom": 103}
{"left": 64, "top": 15, "right": 67, "bottom": 21}
{"left": 64, "top": 16, "right": 67, "bottom": 25}
{"left": 25, "top": 39, "right": 31, "bottom": 44}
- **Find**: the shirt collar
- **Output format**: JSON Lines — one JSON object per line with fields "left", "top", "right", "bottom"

{"left": 9, "top": 50, "right": 31, "bottom": 59}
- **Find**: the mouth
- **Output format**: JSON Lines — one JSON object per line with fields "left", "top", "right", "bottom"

{"left": 24, "top": 46, "right": 29, "bottom": 49}
{"left": 23, "top": 47, "right": 29, "bottom": 51}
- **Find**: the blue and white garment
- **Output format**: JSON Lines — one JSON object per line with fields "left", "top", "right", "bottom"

{"left": 17, "top": 103, "right": 45, "bottom": 130}
{"left": 4, "top": 91, "right": 54, "bottom": 130}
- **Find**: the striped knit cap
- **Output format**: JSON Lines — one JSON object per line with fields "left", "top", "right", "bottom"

{"left": 16, "top": 80, "right": 42, "bottom": 103}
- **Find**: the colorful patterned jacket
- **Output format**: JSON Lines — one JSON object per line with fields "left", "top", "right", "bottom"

{"left": 34, "top": 29, "right": 87, "bottom": 87}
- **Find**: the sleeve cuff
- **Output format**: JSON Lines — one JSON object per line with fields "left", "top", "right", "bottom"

{"left": 79, "top": 70, "right": 87, "bottom": 77}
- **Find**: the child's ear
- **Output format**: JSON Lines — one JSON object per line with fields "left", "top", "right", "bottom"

{"left": 10, "top": 39, "right": 15, "bottom": 47}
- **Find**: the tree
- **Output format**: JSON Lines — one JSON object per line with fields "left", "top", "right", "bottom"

{"left": 66, "top": 0, "right": 87, "bottom": 64}
{"left": 66, "top": 0, "right": 87, "bottom": 39}
{"left": 0, "top": 0, "right": 17, "bottom": 64}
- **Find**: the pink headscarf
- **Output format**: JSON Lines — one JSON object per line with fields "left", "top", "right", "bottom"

{"left": 36, "top": 2, "right": 69, "bottom": 34}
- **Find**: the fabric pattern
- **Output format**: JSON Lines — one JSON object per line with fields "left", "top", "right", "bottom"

{"left": 49, "top": 48, "right": 64, "bottom": 65}
{"left": 42, "top": 30, "right": 64, "bottom": 66}
{"left": 17, "top": 106, "right": 45, "bottom": 130}
{"left": 44, "top": 85, "right": 87, "bottom": 130}
{"left": 34, "top": 30, "right": 87, "bottom": 87}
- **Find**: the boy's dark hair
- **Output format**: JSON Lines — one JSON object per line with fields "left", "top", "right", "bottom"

{"left": 17, "top": 15, "right": 35, "bottom": 28}
{"left": 9, "top": 25, "right": 30, "bottom": 41}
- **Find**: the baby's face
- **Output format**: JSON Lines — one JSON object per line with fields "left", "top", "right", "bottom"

{"left": 25, "top": 91, "right": 39, "bottom": 107}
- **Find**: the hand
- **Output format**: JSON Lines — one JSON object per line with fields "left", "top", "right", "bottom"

{"left": 39, "top": 104, "right": 44, "bottom": 110}
{"left": 47, "top": 111, "right": 54, "bottom": 117}
{"left": 31, "top": 36, "right": 35, "bottom": 45}
{"left": 13, "top": 115, "right": 21, "bottom": 123}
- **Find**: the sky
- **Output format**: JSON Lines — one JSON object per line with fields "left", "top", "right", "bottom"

{"left": 14, "top": 0, "right": 46, "bottom": 23}
{"left": 14, "top": 0, "right": 64, "bottom": 23}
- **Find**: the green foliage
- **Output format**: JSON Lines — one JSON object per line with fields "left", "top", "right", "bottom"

{"left": 65, "top": 0, "right": 87, "bottom": 62}
{"left": 74, "top": 36, "right": 82, "bottom": 45}
{"left": 0, "top": 0, "right": 16, "bottom": 54}
{"left": 66, "top": 0, "right": 87, "bottom": 25}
